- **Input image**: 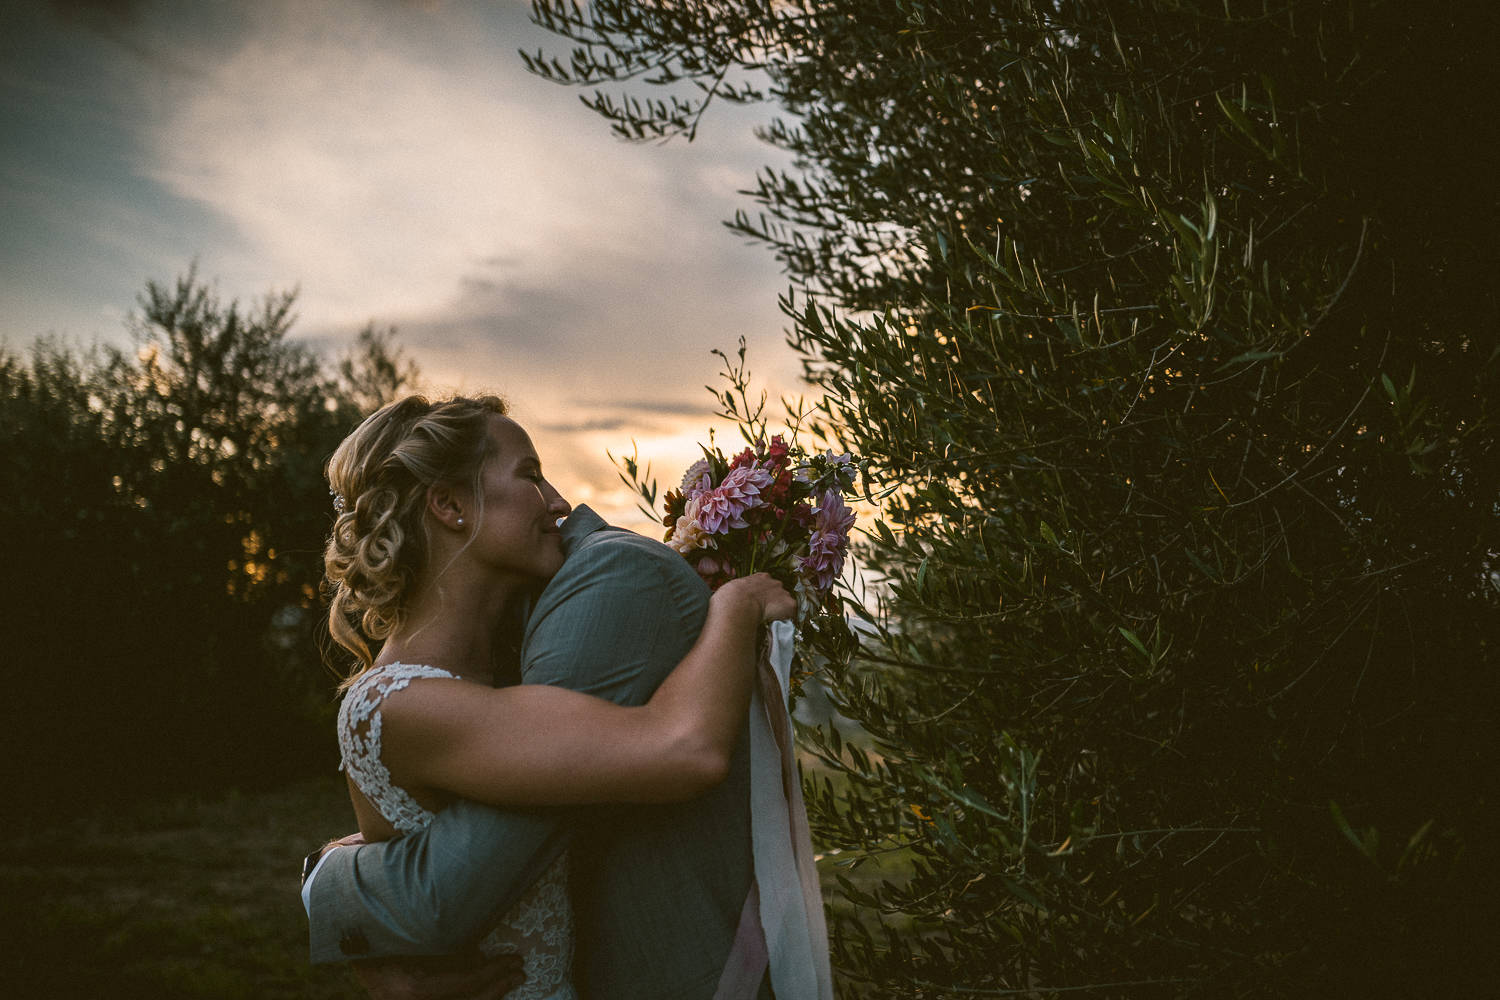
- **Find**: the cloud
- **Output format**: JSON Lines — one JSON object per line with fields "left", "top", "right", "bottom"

{"left": 386, "top": 237, "right": 793, "bottom": 397}
{"left": 581, "top": 399, "right": 720, "bottom": 417}
{"left": 135, "top": 0, "right": 791, "bottom": 336}
{"left": 539, "top": 417, "right": 629, "bottom": 434}
{"left": 7, "top": 0, "right": 811, "bottom": 526}
{"left": 46, "top": 0, "right": 147, "bottom": 26}
{"left": 141, "top": 28, "right": 626, "bottom": 326}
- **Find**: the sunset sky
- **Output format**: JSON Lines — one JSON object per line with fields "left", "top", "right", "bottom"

{"left": 1, "top": 0, "right": 807, "bottom": 527}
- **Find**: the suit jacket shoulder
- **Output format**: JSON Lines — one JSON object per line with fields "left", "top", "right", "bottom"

{"left": 521, "top": 522, "right": 710, "bottom": 702}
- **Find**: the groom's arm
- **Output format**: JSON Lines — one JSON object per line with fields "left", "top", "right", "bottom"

{"left": 307, "top": 529, "right": 710, "bottom": 962}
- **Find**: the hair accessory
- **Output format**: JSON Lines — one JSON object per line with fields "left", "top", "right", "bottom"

{"left": 331, "top": 489, "right": 345, "bottom": 516}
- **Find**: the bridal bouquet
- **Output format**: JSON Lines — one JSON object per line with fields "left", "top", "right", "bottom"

{"left": 657, "top": 436, "right": 859, "bottom": 622}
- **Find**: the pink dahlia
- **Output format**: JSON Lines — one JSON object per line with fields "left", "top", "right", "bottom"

{"left": 697, "top": 463, "right": 776, "bottom": 534}
{"left": 680, "top": 458, "right": 713, "bottom": 496}
{"left": 798, "top": 490, "right": 857, "bottom": 590}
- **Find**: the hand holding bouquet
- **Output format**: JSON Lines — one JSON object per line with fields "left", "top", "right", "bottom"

{"left": 657, "top": 436, "right": 859, "bottom": 623}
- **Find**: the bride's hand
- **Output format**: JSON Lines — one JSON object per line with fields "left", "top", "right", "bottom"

{"left": 716, "top": 572, "right": 797, "bottom": 624}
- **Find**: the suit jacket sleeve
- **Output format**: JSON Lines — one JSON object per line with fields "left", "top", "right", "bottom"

{"left": 307, "top": 526, "right": 710, "bottom": 962}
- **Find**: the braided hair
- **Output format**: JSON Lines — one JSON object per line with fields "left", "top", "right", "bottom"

{"left": 323, "top": 393, "right": 507, "bottom": 683}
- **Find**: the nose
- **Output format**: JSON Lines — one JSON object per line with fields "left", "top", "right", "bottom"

{"left": 543, "top": 480, "right": 572, "bottom": 521}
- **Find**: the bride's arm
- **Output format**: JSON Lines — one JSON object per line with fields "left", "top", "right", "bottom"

{"left": 377, "top": 572, "right": 794, "bottom": 807}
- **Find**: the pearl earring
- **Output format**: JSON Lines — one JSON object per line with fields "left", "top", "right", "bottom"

{"left": 456, "top": 517, "right": 465, "bottom": 526}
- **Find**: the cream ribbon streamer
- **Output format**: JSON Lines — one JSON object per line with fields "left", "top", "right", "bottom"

{"left": 747, "top": 619, "right": 835, "bottom": 1000}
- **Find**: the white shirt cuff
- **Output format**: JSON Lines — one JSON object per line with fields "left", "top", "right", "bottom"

{"left": 301, "top": 845, "right": 340, "bottom": 916}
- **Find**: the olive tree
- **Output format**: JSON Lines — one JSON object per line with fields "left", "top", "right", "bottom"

{"left": 532, "top": 1, "right": 1499, "bottom": 995}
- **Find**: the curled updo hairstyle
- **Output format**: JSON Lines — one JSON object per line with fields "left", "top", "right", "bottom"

{"left": 324, "top": 393, "right": 508, "bottom": 681}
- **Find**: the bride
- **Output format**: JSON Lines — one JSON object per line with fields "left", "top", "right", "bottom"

{"left": 318, "top": 393, "right": 792, "bottom": 1000}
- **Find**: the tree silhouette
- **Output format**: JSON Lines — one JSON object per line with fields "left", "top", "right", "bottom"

{"left": 0, "top": 269, "right": 420, "bottom": 813}
{"left": 532, "top": 1, "right": 1499, "bottom": 994}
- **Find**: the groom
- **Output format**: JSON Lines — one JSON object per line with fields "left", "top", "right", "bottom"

{"left": 304, "top": 504, "right": 771, "bottom": 999}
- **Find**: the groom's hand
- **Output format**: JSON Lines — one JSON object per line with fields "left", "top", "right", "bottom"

{"left": 352, "top": 951, "right": 526, "bottom": 1000}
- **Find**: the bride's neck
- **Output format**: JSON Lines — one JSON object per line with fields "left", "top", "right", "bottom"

{"left": 377, "top": 562, "right": 529, "bottom": 684}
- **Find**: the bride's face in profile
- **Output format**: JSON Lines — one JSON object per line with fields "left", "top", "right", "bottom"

{"left": 467, "top": 415, "right": 572, "bottom": 583}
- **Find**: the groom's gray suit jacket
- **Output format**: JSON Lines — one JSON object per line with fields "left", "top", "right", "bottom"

{"left": 307, "top": 505, "right": 770, "bottom": 1000}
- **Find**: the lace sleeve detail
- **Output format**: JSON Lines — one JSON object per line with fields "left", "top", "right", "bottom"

{"left": 338, "top": 662, "right": 460, "bottom": 836}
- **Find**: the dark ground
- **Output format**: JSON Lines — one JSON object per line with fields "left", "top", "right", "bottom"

{"left": 1, "top": 778, "right": 365, "bottom": 999}
{"left": 1, "top": 757, "right": 901, "bottom": 1000}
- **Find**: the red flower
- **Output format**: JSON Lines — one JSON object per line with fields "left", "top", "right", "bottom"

{"left": 766, "top": 434, "right": 791, "bottom": 466}
{"left": 763, "top": 467, "right": 794, "bottom": 506}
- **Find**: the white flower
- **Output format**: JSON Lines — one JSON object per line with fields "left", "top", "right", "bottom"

{"left": 793, "top": 575, "right": 823, "bottom": 621}
{"left": 680, "top": 459, "right": 711, "bottom": 493}
{"left": 666, "top": 496, "right": 713, "bottom": 554}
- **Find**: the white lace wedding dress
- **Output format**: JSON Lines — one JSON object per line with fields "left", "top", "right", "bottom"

{"left": 338, "top": 663, "right": 578, "bottom": 1000}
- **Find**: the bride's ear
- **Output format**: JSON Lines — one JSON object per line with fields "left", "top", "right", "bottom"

{"left": 426, "top": 486, "right": 467, "bottom": 532}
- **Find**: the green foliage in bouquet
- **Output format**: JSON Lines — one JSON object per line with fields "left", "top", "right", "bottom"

{"left": 616, "top": 342, "right": 864, "bottom": 672}
{"left": 534, "top": 1, "right": 1498, "bottom": 996}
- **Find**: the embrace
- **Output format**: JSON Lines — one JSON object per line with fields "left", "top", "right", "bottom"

{"left": 301, "top": 393, "right": 832, "bottom": 1000}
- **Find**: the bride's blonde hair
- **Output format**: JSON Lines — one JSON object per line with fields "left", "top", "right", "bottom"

{"left": 323, "top": 393, "right": 508, "bottom": 681}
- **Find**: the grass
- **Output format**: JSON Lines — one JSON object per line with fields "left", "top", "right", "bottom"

{"left": 1, "top": 778, "right": 365, "bottom": 999}
{"left": 0, "top": 749, "right": 903, "bottom": 999}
